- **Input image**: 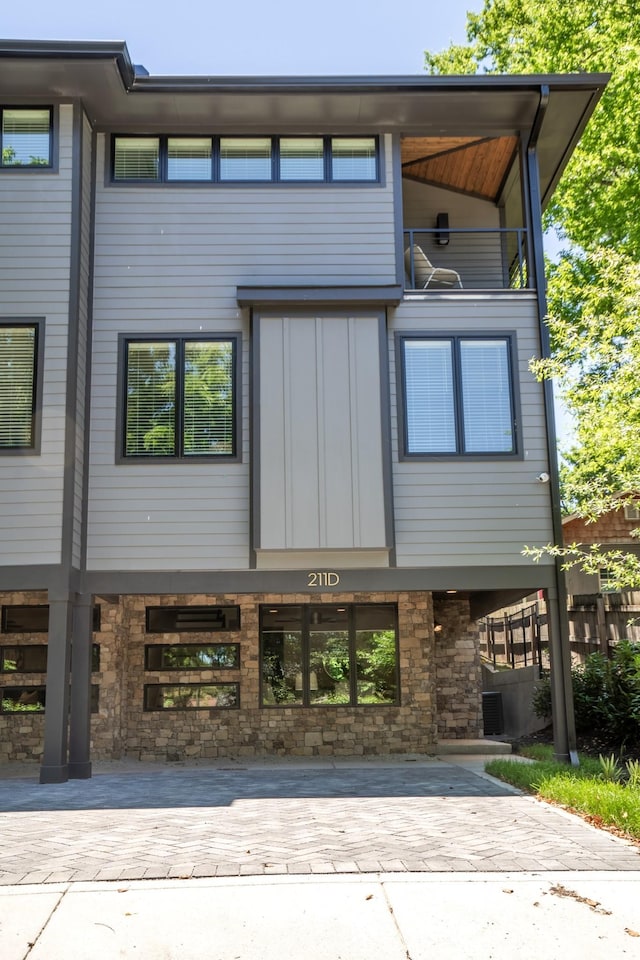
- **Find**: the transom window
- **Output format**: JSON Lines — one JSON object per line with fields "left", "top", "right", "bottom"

{"left": 112, "top": 135, "right": 378, "bottom": 183}
{"left": 122, "top": 337, "right": 237, "bottom": 460}
{"left": 145, "top": 644, "right": 239, "bottom": 670}
{"left": 0, "top": 643, "right": 100, "bottom": 672}
{"left": 1, "top": 108, "right": 52, "bottom": 168}
{"left": 260, "top": 603, "right": 398, "bottom": 707}
{"left": 0, "top": 685, "right": 99, "bottom": 714}
{"left": 144, "top": 683, "right": 239, "bottom": 710}
{"left": 0, "top": 322, "right": 40, "bottom": 451}
{"left": 145, "top": 605, "right": 240, "bottom": 632}
{"left": 1, "top": 604, "right": 101, "bottom": 633}
{"left": 399, "top": 335, "right": 516, "bottom": 456}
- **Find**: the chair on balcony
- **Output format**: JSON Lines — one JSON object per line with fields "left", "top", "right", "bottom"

{"left": 404, "top": 245, "right": 462, "bottom": 289}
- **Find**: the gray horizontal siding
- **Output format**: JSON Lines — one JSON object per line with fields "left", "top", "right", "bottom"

{"left": 0, "top": 105, "right": 75, "bottom": 568}
{"left": 86, "top": 327, "right": 250, "bottom": 572}
{"left": 86, "top": 135, "right": 394, "bottom": 572}
{"left": 389, "top": 295, "right": 554, "bottom": 568}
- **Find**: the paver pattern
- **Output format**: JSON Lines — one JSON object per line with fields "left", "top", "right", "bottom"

{"left": 1, "top": 759, "right": 638, "bottom": 884}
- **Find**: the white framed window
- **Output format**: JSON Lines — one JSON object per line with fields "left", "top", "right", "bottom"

{"left": 599, "top": 568, "right": 618, "bottom": 593}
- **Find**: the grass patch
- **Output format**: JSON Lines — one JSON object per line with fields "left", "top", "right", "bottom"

{"left": 486, "top": 755, "right": 640, "bottom": 841}
{"left": 515, "top": 743, "right": 555, "bottom": 762}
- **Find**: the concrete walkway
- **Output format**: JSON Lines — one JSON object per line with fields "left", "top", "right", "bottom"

{"left": 4, "top": 873, "right": 640, "bottom": 960}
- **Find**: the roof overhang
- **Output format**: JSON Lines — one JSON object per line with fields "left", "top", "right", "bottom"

{"left": 0, "top": 39, "right": 608, "bottom": 207}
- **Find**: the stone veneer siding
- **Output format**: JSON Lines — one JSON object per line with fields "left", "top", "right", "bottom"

{"left": 0, "top": 589, "right": 484, "bottom": 763}
{"left": 0, "top": 591, "right": 48, "bottom": 763}
{"left": 434, "top": 595, "right": 483, "bottom": 740}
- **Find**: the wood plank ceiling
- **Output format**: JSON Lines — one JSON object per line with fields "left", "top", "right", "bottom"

{"left": 401, "top": 136, "right": 519, "bottom": 202}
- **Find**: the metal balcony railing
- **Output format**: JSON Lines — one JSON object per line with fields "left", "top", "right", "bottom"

{"left": 403, "top": 227, "right": 529, "bottom": 291}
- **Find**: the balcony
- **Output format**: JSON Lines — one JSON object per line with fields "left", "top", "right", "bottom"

{"left": 403, "top": 227, "right": 529, "bottom": 293}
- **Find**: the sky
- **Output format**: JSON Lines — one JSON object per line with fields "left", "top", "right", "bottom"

{"left": 1, "top": 0, "right": 482, "bottom": 76}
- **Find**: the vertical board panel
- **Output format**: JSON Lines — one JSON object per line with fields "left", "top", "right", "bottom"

{"left": 258, "top": 314, "right": 387, "bottom": 551}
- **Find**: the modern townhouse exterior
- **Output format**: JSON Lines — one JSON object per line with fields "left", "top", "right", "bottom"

{"left": 0, "top": 40, "right": 607, "bottom": 781}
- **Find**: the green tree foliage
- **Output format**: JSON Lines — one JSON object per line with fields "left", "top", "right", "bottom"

{"left": 425, "top": 2, "right": 640, "bottom": 587}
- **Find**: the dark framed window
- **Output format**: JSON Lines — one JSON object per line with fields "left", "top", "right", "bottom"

{"left": 146, "top": 605, "right": 240, "bottom": 633}
{"left": 112, "top": 136, "right": 160, "bottom": 180}
{"left": 1, "top": 108, "right": 52, "bottom": 168}
{"left": 0, "top": 643, "right": 99, "bottom": 674}
{"left": 399, "top": 335, "right": 517, "bottom": 456}
{"left": 260, "top": 603, "right": 398, "bottom": 707}
{"left": 145, "top": 643, "right": 239, "bottom": 670}
{"left": 0, "top": 645, "right": 47, "bottom": 673}
{"left": 122, "top": 336, "right": 238, "bottom": 460}
{"left": 0, "top": 685, "right": 98, "bottom": 713}
{"left": 1, "top": 605, "right": 101, "bottom": 633}
{"left": 168, "top": 137, "right": 212, "bottom": 181}
{"left": 0, "top": 322, "right": 41, "bottom": 450}
{"left": 112, "top": 135, "right": 379, "bottom": 184}
{"left": 144, "top": 683, "right": 239, "bottom": 710}
{"left": 279, "top": 137, "right": 324, "bottom": 181}
{"left": 330, "top": 137, "right": 377, "bottom": 180}
{"left": 220, "top": 137, "right": 272, "bottom": 181}
{"left": 1, "top": 605, "right": 48, "bottom": 633}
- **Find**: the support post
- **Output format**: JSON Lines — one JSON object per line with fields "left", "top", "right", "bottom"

{"left": 69, "top": 594, "right": 93, "bottom": 779}
{"left": 596, "top": 595, "right": 609, "bottom": 657}
{"left": 40, "top": 591, "right": 73, "bottom": 784}
{"left": 545, "top": 586, "right": 578, "bottom": 765}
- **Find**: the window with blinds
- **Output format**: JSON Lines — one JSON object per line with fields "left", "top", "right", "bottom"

{"left": 113, "top": 137, "right": 160, "bottom": 180}
{"left": 0, "top": 324, "right": 39, "bottom": 450}
{"left": 1, "top": 108, "right": 52, "bottom": 167}
{"left": 220, "top": 137, "right": 272, "bottom": 181}
{"left": 167, "top": 137, "right": 212, "bottom": 181}
{"left": 330, "top": 137, "right": 377, "bottom": 181}
{"left": 279, "top": 138, "right": 325, "bottom": 180}
{"left": 400, "top": 335, "right": 516, "bottom": 456}
{"left": 111, "top": 135, "right": 379, "bottom": 183}
{"left": 123, "top": 336, "right": 237, "bottom": 460}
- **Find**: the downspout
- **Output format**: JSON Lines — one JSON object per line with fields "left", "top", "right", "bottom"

{"left": 525, "top": 85, "right": 578, "bottom": 765}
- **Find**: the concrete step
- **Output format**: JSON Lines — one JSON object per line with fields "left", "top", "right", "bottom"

{"left": 436, "top": 739, "right": 512, "bottom": 756}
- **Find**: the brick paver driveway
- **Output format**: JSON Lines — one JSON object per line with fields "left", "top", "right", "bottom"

{"left": 1, "top": 759, "right": 638, "bottom": 884}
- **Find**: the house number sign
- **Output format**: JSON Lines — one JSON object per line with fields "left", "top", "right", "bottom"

{"left": 307, "top": 571, "right": 340, "bottom": 587}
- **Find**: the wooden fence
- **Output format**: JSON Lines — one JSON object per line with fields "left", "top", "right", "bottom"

{"left": 481, "top": 591, "right": 640, "bottom": 669}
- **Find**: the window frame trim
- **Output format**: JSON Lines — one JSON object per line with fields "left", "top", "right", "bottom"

{"left": 259, "top": 602, "right": 400, "bottom": 709}
{"left": 0, "top": 318, "right": 45, "bottom": 457}
{"left": 396, "top": 330, "right": 521, "bottom": 461}
{"left": 144, "top": 642, "right": 240, "bottom": 671}
{"left": 143, "top": 681, "right": 240, "bottom": 711}
{"left": 0, "top": 106, "right": 55, "bottom": 171}
{"left": 116, "top": 332, "right": 242, "bottom": 464}
{"left": 109, "top": 133, "right": 381, "bottom": 186}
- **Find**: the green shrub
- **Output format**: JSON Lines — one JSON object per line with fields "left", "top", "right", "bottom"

{"left": 532, "top": 641, "right": 640, "bottom": 747}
